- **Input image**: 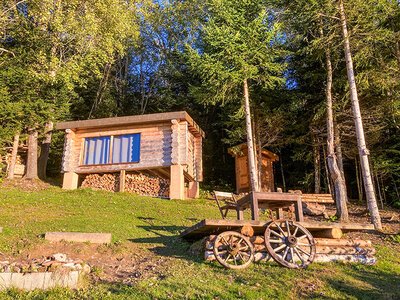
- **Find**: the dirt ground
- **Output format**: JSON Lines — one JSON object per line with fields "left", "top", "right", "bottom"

{"left": 0, "top": 242, "right": 172, "bottom": 286}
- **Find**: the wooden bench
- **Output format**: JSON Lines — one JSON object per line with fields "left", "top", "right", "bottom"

{"left": 213, "top": 191, "right": 240, "bottom": 219}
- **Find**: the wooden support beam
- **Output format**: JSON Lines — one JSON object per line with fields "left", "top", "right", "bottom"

{"left": 119, "top": 170, "right": 126, "bottom": 192}
{"left": 170, "top": 165, "right": 185, "bottom": 199}
{"left": 62, "top": 172, "right": 79, "bottom": 190}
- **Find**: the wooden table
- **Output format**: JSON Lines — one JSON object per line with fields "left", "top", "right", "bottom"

{"left": 236, "top": 192, "right": 304, "bottom": 222}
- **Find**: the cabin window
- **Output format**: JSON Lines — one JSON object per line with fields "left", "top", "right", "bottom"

{"left": 83, "top": 136, "right": 111, "bottom": 165}
{"left": 82, "top": 133, "right": 140, "bottom": 165}
{"left": 112, "top": 134, "right": 141, "bottom": 163}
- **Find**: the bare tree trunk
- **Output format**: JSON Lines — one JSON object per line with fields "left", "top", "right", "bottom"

{"left": 355, "top": 157, "right": 363, "bottom": 202}
{"left": 325, "top": 49, "right": 349, "bottom": 221}
{"left": 391, "top": 175, "right": 400, "bottom": 200}
{"left": 25, "top": 128, "right": 38, "bottom": 180}
{"left": 322, "top": 146, "right": 332, "bottom": 195}
{"left": 338, "top": 0, "right": 382, "bottom": 229}
{"left": 374, "top": 171, "right": 383, "bottom": 209}
{"left": 7, "top": 133, "right": 19, "bottom": 179}
{"left": 279, "top": 149, "right": 286, "bottom": 192}
{"left": 256, "top": 123, "right": 263, "bottom": 191}
{"left": 334, "top": 121, "right": 348, "bottom": 203}
{"left": 312, "top": 134, "right": 321, "bottom": 194}
{"left": 243, "top": 78, "right": 259, "bottom": 192}
{"left": 38, "top": 121, "right": 54, "bottom": 179}
{"left": 380, "top": 175, "right": 387, "bottom": 204}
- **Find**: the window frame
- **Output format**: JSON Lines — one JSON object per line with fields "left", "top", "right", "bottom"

{"left": 80, "top": 133, "right": 141, "bottom": 166}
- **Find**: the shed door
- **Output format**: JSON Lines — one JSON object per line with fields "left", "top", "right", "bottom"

{"left": 237, "top": 156, "right": 249, "bottom": 190}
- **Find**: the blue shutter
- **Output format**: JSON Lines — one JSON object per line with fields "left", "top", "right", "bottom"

{"left": 111, "top": 134, "right": 140, "bottom": 163}
{"left": 130, "top": 134, "right": 140, "bottom": 162}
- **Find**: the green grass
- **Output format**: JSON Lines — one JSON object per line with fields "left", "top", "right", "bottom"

{"left": 0, "top": 187, "right": 399, "bottom": 299}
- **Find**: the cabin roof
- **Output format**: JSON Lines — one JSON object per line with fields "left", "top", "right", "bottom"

{"left": 56, "top": 111, "right": 205, "bottom": 138}
{"left": 228, "top": 143, "right": 279, "bottom": 161}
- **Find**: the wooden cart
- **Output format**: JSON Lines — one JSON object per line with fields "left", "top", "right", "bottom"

{"left": 181, "top": 219, "right": 374, "bottom": 270}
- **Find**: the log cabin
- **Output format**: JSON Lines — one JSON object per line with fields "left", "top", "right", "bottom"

{"left": 56, "top": 111, "right": 204, "bottom": 199}
{"left": 228, "top": 143, "right": 278, "bottom": 194}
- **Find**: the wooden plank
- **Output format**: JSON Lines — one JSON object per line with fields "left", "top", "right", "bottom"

{"left": 75, "top": 164, "right": 173, "bottom": 174}
{"left": 57, "top": 112, "right": 186, "bottom": 130}
{"left": 45, "top": 232, "right": 112, "bottom": 244}
{"left": 236, "top": 192, "right": 300, "bottom": 207}
{"left": 119, "top": 170, "right": 125, "bottom": 192}
{"left": 180, "top": 219, "right": 375, "bottom": 241}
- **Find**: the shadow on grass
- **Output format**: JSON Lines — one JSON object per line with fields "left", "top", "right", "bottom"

{"left": 128, "top": 224, "right": 203, "bottom": 262}
{"left": 322, "top": 263, "right": 400, "bottom": 299}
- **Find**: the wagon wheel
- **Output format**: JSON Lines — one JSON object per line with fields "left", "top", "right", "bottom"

{"left": 213, "top": 231, "right": 255, "bottom": 270}
{"left": 264, "top": 219, "right": 316, "bottom": 269}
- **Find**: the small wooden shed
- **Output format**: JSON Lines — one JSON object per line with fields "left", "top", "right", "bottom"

{"left": 56, "top": 111, "right": 204, "bottom": 200}
{"left": 228, "top": 143, "right": 278, "bottom": 194}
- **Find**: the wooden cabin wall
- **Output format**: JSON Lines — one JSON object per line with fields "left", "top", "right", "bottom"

{"left": 62, "top": 122, "right": 173, "bottom": 174}
{"left": 61, "top": 120, "right": 203, "bottom": 182}
{"left": 194, "top": 134, "right": 203, "bottom": 181}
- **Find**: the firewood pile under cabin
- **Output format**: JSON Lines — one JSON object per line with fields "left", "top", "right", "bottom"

{"left": 56, "top": 111, "right": 204, "bottom": 200}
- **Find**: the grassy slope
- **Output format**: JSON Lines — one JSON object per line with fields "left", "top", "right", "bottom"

{"left": 0, "top": 187, "right": 399, "bottom": 299}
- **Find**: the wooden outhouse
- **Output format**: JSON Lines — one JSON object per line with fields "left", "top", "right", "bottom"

{"left": 228, "top": 143, "right": 278, "bottom": 194}
{"left": 56, "top": 111, "right": 204, "bottom": 200}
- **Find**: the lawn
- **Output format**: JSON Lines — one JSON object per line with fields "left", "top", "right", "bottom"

{"left": 0, "top": 185, "right": 399, "bottom": 299}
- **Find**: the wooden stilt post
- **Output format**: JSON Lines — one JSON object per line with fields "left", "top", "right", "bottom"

{"left": 62, "top": 172, "right": 79, "bottom": 190}
{"left": 170, "top": 165, "right": 185, "bottom": 199}
{"left": 119, "top": 170, "right": 126, "bottom": 192}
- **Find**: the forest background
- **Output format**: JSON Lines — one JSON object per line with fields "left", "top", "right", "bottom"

{"left": 1, "top": 0, "right": 399, "bottom": 212}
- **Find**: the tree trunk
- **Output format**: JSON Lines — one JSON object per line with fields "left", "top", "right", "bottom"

{"left": 312, "top": 134, "right": 321, "bottom": 194}
{"left": 243, "top": 78, "right": 259, "bottom": 192}
{"left": 257, "top": 129, "right": 263, "bottom": 191}
{"left": 322, "top": 146, "right": 332, "bottom": 195}
{"left": 380, "top": 175, "right": 387, "bottom": 204}
{"left": 355, "top": 157, "right": 363, "bottom": 202}
{"left": 374, "top": 171, "right": 383, "bottom": 209}
{"left": 25, "top": 128, "right": 38, "bottom": 180}
{"left": 338, "top": 0, "right": 382, "bottom": 229}
{"left": 391, "top": 175, "right": 400, "bottom": 200}
{"left": 334, "top": 120, "right": 348, "bottom": 203}
{"left": 7, "top": 133, "right": 19, "bottom": 179}
{"left": 279, "top": 149, "right": 286, "bottom": 192}
{"left": 325, "top": 48, "right": 349, "bottom": 221}
{"left": 38, "top": 121, "right": 54, "bottom": 179}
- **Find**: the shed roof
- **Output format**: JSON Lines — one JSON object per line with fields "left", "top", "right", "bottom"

{"left": 228, "top": 143, "right": 279, "bottom": 161}
{"left": 56, "top": 111, "right": 205, "bottom": 137}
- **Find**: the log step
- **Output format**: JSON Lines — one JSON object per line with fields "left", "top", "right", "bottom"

{"left": 45, "top": 232, "right": 112, "bottom": 244}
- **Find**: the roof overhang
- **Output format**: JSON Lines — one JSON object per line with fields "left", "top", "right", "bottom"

{"left": 228, "top": 143, "right": 279, "bottom": 161}
{"left": 56, "top": 111, "right": 205, "bottom": 138}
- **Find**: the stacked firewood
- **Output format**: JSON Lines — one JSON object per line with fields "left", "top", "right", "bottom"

{"left": 81, "top": 173, "right": 120, "bottom": 192}
{"left": 125, "top": 173, "right": 170, "bottom": 197}
{"left": 81, "top": 172, "right": 170, "bottom": 197}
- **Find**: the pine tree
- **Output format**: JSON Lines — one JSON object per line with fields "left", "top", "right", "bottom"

{"left": 186, "top": 0, "right": 284, "bottom": 191}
